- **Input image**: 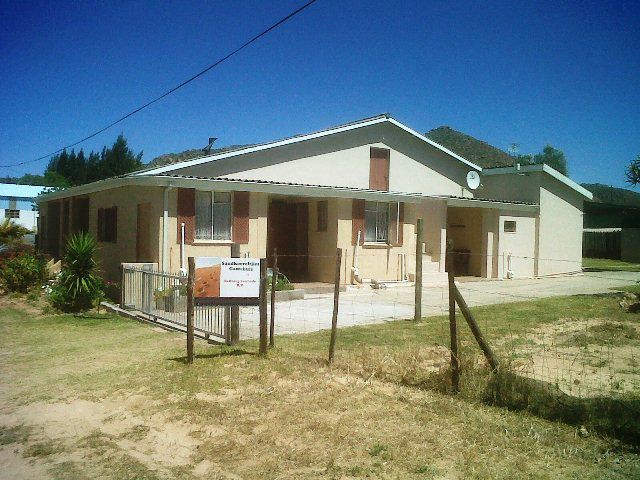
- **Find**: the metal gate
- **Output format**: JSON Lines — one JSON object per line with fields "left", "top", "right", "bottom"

{"left": 121, "top": 264, "right": 228, "bottom": 342}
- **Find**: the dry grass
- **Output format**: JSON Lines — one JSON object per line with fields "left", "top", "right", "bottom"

{"left": 1, "top": 293, "right": 639, "bottom": 479}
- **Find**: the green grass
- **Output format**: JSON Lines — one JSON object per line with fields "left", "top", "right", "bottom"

{"left": 612, "top": 283, "right": 640, "bottom": 295}
{"left": 0, "top": 424, "right": 31, "bottom": 445}
{"left": 1, "top": 294, "right": 639, "bottom": 479}
{"left": 583, "top": 257, "right": 640, "bottom": 272}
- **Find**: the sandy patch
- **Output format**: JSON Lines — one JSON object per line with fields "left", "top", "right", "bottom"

{"left": 0, "top": 395, "right": 203, "bottom": 475}
{"left": 506, "top": 317, "right": 640, "bottom": 397}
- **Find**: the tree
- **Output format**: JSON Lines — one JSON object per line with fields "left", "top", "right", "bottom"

{"left": 627, "top": 154, "right": 640, "bottom": 186}
{"left": 44, "top": 135, "right": 143, "bottom": 186}
{"left": 533, "top": 145, "right": 568, "bottom": 175}
{"left": 99, "top": 134, "right": 144, "bottom": 178}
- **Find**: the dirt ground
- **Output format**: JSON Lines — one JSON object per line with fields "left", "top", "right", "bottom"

{"left": 1, "top": 294, "right": 639, "bottom": 479}
{"left": 506, "top": 317, "right": 640, "bottom": 397}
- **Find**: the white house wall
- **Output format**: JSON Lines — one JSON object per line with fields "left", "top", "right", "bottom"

{"left": 537, "top": 177, "right": 584, "bottom": 275}
{"left": 497, "top": 213, "right": 537, "bottom": 278}
{"left": 171, "top": 123, "right": 474, "bottom": 197}
{"left": 482, "top": 170, "right": 585, "bottom": 276}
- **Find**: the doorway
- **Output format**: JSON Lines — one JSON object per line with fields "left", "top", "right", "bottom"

{"left": 136, "top": 203, "right": 152, "bottom": 262}
{"left": 267, "top": 200, "right": 308, "bottom": 281}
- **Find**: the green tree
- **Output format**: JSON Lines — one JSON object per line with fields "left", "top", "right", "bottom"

{"left": 533, "top": 145, "right": 568, "bottom": 175}
{"left": 627, "top": 154, "right": 640, "bottom": 186}
{"left": 44, "top": 135, "right": 143, "bottom": 186}
{"left": 99, "top": 134, "right": 143, "bottom": 178}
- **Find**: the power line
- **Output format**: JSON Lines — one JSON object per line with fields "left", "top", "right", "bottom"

{"left": 1, "top": 0, "right": 318, "bottom": 169}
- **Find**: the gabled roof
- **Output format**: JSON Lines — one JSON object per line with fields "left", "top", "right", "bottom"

{"left": 483, "top": 164, "right": 593, "bottom": 200}
{"left": 425, "top": 126, "right": 515, "bottom": 168}
{"left": 135, "top": 114, "right": 482, "bottom": 176}
{"left": 0, "top": 183, "right": 47, "bottom": 199}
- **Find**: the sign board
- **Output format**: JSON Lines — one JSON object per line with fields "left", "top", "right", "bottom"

{"left": 194, "top": 257, "right": 261, "bottom": 306}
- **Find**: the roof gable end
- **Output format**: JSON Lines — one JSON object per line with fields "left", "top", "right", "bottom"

{"left": 135, "top": 115, "right": 481, "bottom": 177}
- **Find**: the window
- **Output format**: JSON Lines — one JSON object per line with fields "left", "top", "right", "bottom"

{"left": 364, "top": 201, "right": 390, "bottom": 242}
{"left": 97, "top": 206, "right": 117, "bottom": 242}
{"left": 317, "top": 201, "right": 328, "bottom": 232}
{"left": 4, "top": 209, "right": 20, "bottom": 219}
{"left": 504, "top": 220, "right": 517, "bottom": 233}
{"left": 195, "top": 191, "right": 231, "bottom": 240}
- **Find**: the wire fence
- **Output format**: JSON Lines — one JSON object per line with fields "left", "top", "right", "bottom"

{"left": 121, "top": 251, "right": 639, "bottom": 400}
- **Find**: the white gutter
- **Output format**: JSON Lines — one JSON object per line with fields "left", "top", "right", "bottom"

{"left": 36, "top": 175, "right": 428, "bottom": 204}
{"left": 445, "top": 197, "right": 538, "bottom": 212}
{"left": 36, "top": 174, "right": 539, "bottom": 211}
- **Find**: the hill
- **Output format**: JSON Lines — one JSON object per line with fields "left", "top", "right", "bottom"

{"left": 425, "top": 126, "right": 515, "bottom": 168}
{"left": 580, "top": 183, "right": 640, "bottom": 207}
{"left": 147, "top": 144, "right": 251, "bottom": 168}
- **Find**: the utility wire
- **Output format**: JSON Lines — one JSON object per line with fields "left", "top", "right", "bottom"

{"left": 1, "top": 0, "right": 318, "bottom": 169}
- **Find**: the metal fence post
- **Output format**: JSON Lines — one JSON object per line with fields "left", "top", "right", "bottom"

{"left": 229, "top": 243, "right": 241, "bottom": 345}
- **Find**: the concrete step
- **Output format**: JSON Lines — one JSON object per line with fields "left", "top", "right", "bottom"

{"left": 422, "top": 260, "right": 441, "bottom": 273}
{"left": 422, "top": 271, "right": 448, "bottom": 285}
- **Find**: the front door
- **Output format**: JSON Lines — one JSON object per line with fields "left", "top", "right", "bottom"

{"left": 136, "top": 203, "right": 152, "bottom": 262}
{"left": 267, "top": 201, "right": 308, "bottom": 282}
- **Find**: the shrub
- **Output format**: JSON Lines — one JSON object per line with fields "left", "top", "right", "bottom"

{"left": 267, "top": 270, "right": 295, "bottom": 291}
{"left": 48, "top": 232, "right": 103, "bottom": 312}
{"left": 0, "top": 252, "right": 46, "bottom": 293}
{"left": 0, "top": 218, "right": 31, "bottom": 245}
{"left": 103, "top": 280, "right": 120, "bottom": 304}
{"left": 0, "top": 243, "right": 35, "bottom": 267}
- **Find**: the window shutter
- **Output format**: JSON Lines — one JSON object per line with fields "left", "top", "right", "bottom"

{"left": 369, "top": 147, "right": 390, "bottom": 191}
{"left": 97, "top": 208, "right": 104, "bottom": 241}
{"left": 232, "top": 191, "right": 250, "bottom": 244}
{"left": 177, "top": 188, "right": 195, "bottom": 245}
{"left": 352, "top": 199, "right": 365, "bottom": 245}
{"left": 110, "top": 206, "right": 118, "bottom": 243}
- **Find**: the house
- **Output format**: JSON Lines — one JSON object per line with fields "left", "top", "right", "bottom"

{"left": 0, "top": 183, "right": 45, "bottom": 232}
{"left": 581, "top": 186, "right": 640, "bottom": 262}
{"left": 36, "top": 114, "right": 592, "bottom": 284}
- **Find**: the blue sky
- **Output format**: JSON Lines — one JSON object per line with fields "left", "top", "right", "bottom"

{"left": 1, "top": 0, "right": 638, "bottom": 188}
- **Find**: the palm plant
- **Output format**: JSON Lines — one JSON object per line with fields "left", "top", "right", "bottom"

{"left": 0, "top": 218, "right": 31, "bottom": 245}
{"left": 56, "top": 232, "right": 102, "bottom": 310}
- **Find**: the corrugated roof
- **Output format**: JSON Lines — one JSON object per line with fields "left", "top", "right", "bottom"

{"left": 0, "top": 183, "right": 47, "bottom": 198}
{"left": 157, "top": 174, "right": 538, "bottom": 206}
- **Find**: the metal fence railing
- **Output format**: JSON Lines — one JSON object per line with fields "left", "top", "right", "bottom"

{"left": 121, "top": 264, "right": 228, "bottom": 342}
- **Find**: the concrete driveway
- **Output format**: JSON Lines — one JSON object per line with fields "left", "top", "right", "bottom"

{"left": 239, "top": 271, "right": 640, "bottom": 339}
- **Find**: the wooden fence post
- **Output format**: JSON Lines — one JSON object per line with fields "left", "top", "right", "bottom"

{"left": 186, "top": 256, "right": 195, "bottom": 365}
{"left": 453, "top": 284, "right": 500, "bottom": 372}
{"left": 328, "top": 248, "right": 343, "bottom": 364}
{"left": 269, "top": 248, "right": 277, "bottom": 348}
{"left": 259, "top": 258, "right": 268, "bottom": 356}
{"left": 414, "top": 218, "right": 424, "bottom": 321}
{"left": 447, "top": 252, "right": 460, "bottom": 393}
{"left": 229, "top": 243, "right": 241, "bottom": 345}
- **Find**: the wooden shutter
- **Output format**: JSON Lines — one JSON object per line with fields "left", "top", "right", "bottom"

{"left": 352, "top": 199, "right": 365, "bottom": 245}
{"left": 390, "top": 202, "right": 404, "bottom": 246}
{"left": 177, "top": 188, "right": 195, "bottom": 245}
{"left": 97, "top": 208, "right": 104, "bottom": 241}
{"left": 369, "top": 147, "right": 390, "bottom": 191}
{"left": 108, "top": 207, "right": 118, "bottom": 243}
{"left": 232, "top": 191, "right": 250, "bottom": 244}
